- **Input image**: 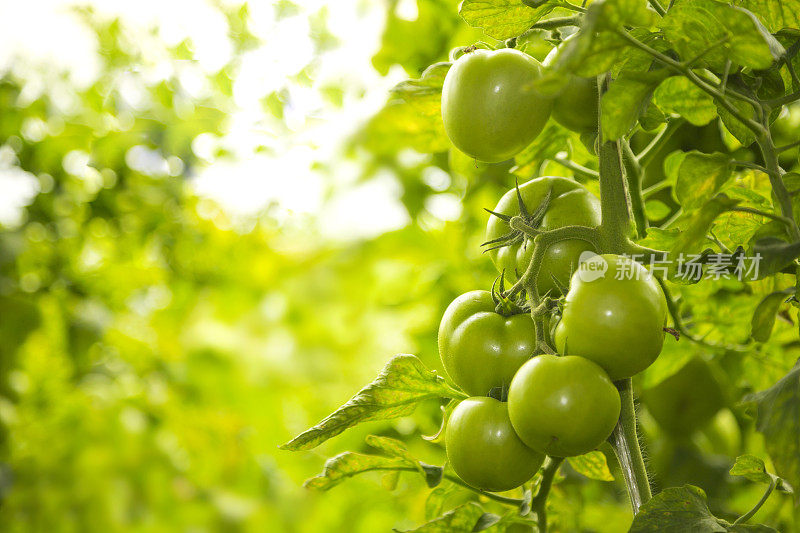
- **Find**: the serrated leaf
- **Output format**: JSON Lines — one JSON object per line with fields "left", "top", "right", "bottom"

{"left": 661, "top": 0, "right": 784, "bottom": 70}
{"left": 601, "top": 71, "right": 669, "bottom": 140}
{"left": 366, "top": 435, "right": 425, "bottom": 473}
{"left": 675, "top": 152, "right": 733, "bottom": 211}
{"left": 629, "top": 485, "right": 726, "bottom": 532}
{"left": 459, "top": 0, "right": 555, "bottom": 40}
{"left": 281, "top": 355, "right": 462, "bottom": 451}
{"left": 567, "top": 451, "right": 615, "bottom": 481}
{"left": 717, "top": 98, "right": 758, "bottom": 146}
{"left": 732, "top": 0, "right": 800, "bottom": 33}
{"left": 751, "top": 289, "right": 792, "bottom": 342}
{"left": 401, "top": 502, "right": 486, "bottom": 532}
{"left": 744, "top": 360, "right": 800, "bottom": 503}
{"left": 304, "top": 452, "right": 412, "bottom": 491}
{"left": 653, "top": 77, "right": 718, "bottom": 126}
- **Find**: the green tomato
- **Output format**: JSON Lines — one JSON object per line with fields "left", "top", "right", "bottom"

{"left": 441, "top": 48, "right": 552, "bottom": 163}
{"left": 544, "top": 46, "right": 598, "bottom": 134}
{"left": 446, "top": 397, "right": 544, "bottom": 491}
{"left": 642, "top": 356, "right": 726, "bottom": 436}
{"left": 438, "top": 290, "right": 535, "bottom": 396}
{"left": 554, "top": 254, "right": 668, "bottom": 380}
{"left": 485, "top": 177, "right": 600, "bottom": 296}
{"left": 508, "top": 354, "right": 620, "bottom": 457}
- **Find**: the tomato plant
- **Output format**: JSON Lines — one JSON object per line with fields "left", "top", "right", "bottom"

{"left": 508, "top": 354, "right": 620, "bottom": 457}
{"left": 485, "top": 176, "right": 601, "bottom": 296}
{"left": 441, "top": 48, "right": 551, "bottom": 163}
{"left": 446, "top": 397, "right": 544, "bottom": 492}
{"left": 283, "top": 1, "right": 800, "bottom": 531}
{"left": 438, "top": 290, "right": 535, "bottom": 396}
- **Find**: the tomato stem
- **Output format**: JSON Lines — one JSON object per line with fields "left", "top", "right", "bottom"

{"left": 608, "top": 379, "right": 652, "bottom": 513}
{"left": 531, "top": 456, "right": 564, "bottom": 532}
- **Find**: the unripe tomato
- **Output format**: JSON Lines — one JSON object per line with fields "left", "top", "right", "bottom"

{"left": 441, "top": 48, "right": 552, "bottom": 163}
{"left": 485, "top": 177, "right": 600, "bottom": 296}
{"left": 555, "top": 254, "right": 668, "bottom": 380}
{"left": 446, "top": 397, "right": 544, "bottom": 491}
{"left": 642, "top": 356, "right": 726, "bottom": 436}
{"left": 508, "top": 354, "right": 620, "bottom": 457}
{"left": 438, "top": 291, "right": 535, "bottom": 396}
{"left": 544, "top": 47, "right": 599, "bottom": 134}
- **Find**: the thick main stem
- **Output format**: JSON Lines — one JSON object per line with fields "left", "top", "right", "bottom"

{"left": 621, "top": 141, "right": 648, "bottom": 239}
{"left": 609, "top": 379, "right": 652, "bottom": 513}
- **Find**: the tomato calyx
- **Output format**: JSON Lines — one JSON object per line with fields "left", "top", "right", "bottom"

{"left": 491, "top": 271, "right": 528, "bottom": 316}
{"left": 481, "top": 183, "right": 553, "bottom": 254}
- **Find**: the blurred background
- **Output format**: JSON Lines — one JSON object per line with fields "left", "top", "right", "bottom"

{"left": 1, "top": 1, "right": 798, "bottom": 532}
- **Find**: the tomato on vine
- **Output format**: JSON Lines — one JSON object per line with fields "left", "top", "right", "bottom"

{"left": 508, "top": 354, "right": 620, "bottom": 457}
{"left": 441, "top": 48, "right": 551, "bottom": 163}
{"left": 485, "top": 176, "right": 601, "bottom": 296}
{"left": 446, "top": 396, "right": 544, "bottom": 492}
{"left": 554, "top": 254, "right": 668, "bottom": 380}
{"left": 438, "top": 290, "right": 535, "bottom": 396}
{"left": 544, "top": 46, "right": 599, "bottom": 134}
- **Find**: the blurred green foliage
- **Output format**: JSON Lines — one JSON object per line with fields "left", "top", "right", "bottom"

{"left": 1, "top": 1, "right": 800, "bottom": 532}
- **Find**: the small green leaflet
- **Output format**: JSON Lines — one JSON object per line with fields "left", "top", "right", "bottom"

{"left": 732, "top": 0, "right": 800, "bottom": 33}
{"left": 399, "top": 502, "right": 486, "bottom": 532}
{"left": 674, "top": 152, "right": 733, "bottom": 211}
{"left": 601, "top": 71, "right": 669, "bottom": 141}
{"left": 730, "top": 454, "right": 794, "bottom": 493}
{"left": 744, "top": 361, "right": 800, "bottom": 503}
{"left": 750, "top": 289, "right": 793, "bottom": 343}
{"left": 459, "top": 0, "right": 556, "bottom": 40}
{"left": 567, "top": 450, "right": 614, "bottom": 481}
{"left": 653, "top": 77, "right": 718, "bottom": 126}
{"left": 280, "top": 354, "right": 464, "bottom": 451}
{"left": 629, "top": 485, "right": 778, "bottom": 532}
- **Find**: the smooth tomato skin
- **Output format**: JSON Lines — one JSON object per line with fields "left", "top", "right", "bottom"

{"left": 438, "top": 291, "right": 535, "bottom": 396}
{"left": 642, "top": 356, "right": 726, "bottom": 436}
{"left": 485, "top": 177, "right": 600, "bottom": 295}
{"left": 544, "top": 46, "right": 599, "bottom": 134}
{"left": 508, "top": 354, "right": 620, "bottom": 457}
{"left": 441, "top": 48, "right": 552, "bottom": 163}
{"left": 554, "top": 254, "right": 668, "bottom": 380}
{"left": 446, "top": 397, "right": 544, "bottom": 491}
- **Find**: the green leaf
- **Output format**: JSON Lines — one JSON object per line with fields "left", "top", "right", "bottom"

{"left": 281, "top": 355, "right": 462, "bottom": 450}
{"left": 670, "top": 195, "right": 740, "bottom": 256}
{"left": 717, "top": 99, "right": 758, "bottom": 146}
{"left": 629, "top": 485, "right": 726, "bottom": 532}
{"left": 675, "top": 152, "right": 733, "bottom": 211}
{"left": 512, "top": 122, "right": 570, "bottom": 176}
{"left": 751, "top": 289, "right": 792, "bottom": 342}
{"left": 653, "top": 77, "right": 718, "bottom": 126}
{"left": 401, "top": 502, "right": 486, "bottom": 532}
{"left": 366, "top": 435, "right": 425, "bottom": 473}
{"left": 459, "top": 0, "right": 555, "bottom": 40}
{"left": 744, "top": 361, "right": 800, "bottom": 503}
{"left": 660, "top": 0, "right": 785, "bottom": 70}
{"left": 567, "top": 450, "right": 615, "bottom": 481}
{"left": 601, "top": 71, "right": 669, "bottom": 140}
{"left": 425, "top": 485, "right": 458, "bottom": 521}
{"left": 304, "top": 452, "right": 412, "bottom": 491}
{"left": 360, "top": 63, "right": 451, "bottom": 155}
{"left": 732, "top": 0, "right": 800, "bottom": 33}
{"left": 728, "top": 454, "right": 793, "bottom": 493}
{"left": 752, "top": 237, "right": 800, "bottom": 276}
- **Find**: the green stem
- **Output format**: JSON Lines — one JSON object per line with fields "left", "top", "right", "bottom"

{"left": 732, "top": 478, "right": 775, "bottom": 525}
{"left": 646, "top": 0, "right": 666, "bottom": 16}
{"left": 637, "top": 118, "right": 684, "bottom": 168}
{"left": 553, "top": 157, "right": 599, "bottom": 180}
{"left": 531, "top": 457, "right": 564, "bottom": 532}
{"left": 609, "top": 379, "right": 652, "bottom": 513}
{"left": 527, "top": 15, "right": 582, "bottom": 31}
{"left": 755, "top": 131, "right": 800, "bottom": 241}
{"left": 621, "top": 140, "right": 648, "bottom": 239}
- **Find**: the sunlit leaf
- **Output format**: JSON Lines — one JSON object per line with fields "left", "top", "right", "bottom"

{"left": 281, "top": 355, "right": 463, "bottom": 451}
{"left": 675, "top": 152, "right": 733, "bottom": 210}
{"left": 653, "top": 77, "right": 718, "bottom": 126}
{"left": 459, "top": 0, "right": 556, "bottom": 40}
{"left": 567, "top": 451, "right": 615, "bottom": 481}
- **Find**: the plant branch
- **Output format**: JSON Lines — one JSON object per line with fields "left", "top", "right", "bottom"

{"left": 553, "top": 156, "right": 600, "bottom": 179}
{"left": 646, "top": 0, "right": 666, "bottom": 16}
{"left": 531, "top": 457, "right": 564, "bottom": 532}
{"left": 527, "top": 15, "right": 582, "bottom": 32}
{"left": 732, "top": 478, "right": 775, "bottom": 526}
{"left": 621, "top": 140, "right": 648, "bottom": 239}
{"left": 616, "top": 30, "right": 765, "bottom": 136}
{"left": 730, "top": 206, "right": 795, "bottom": 229}
{"left": 755, "top": 131, "right": 800, "bottom": 241}
{"left": 637, "top": 118, "right": 684, "bottom": 168}
{"left": 776, "top": 139, "right": 800, "bottom": 153}
{"left": 732, "top": 160, "right": 769, "bottom": 173}
{"left": 609, "top": 379, "right": 651, "bottom": 513}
